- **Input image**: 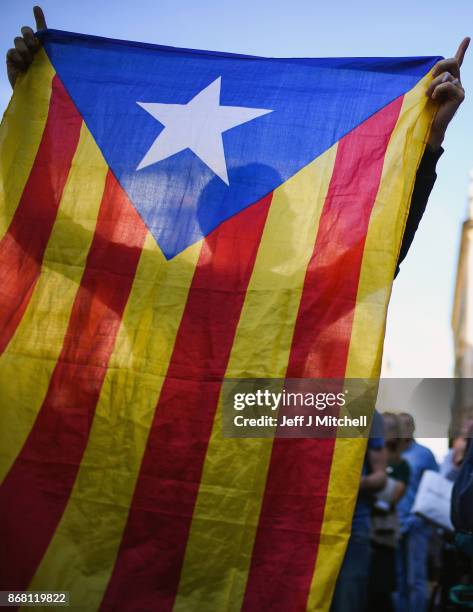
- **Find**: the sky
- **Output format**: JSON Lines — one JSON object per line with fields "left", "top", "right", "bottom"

{"left": 2, "top": 0, "right": 473, "bottom": 458}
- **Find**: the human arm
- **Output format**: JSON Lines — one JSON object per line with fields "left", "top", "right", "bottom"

{"left": 360, "top": 447, "right": 387, "bottom": 493}
{"left": 394, "top": 146, "right": 443, "bottom": 277}
{"left": 394, "top": 38, "right": 469, "bottom": 277}
{"left": 391, "top": 480, "right": 406, "bottom": 505}
{"left": 390, "top": 460, "right": 410, "bottom": 505}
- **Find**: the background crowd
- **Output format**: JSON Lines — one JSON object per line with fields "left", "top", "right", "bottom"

{"left": 332, "top": 411, "right": 473, "bottom": 612}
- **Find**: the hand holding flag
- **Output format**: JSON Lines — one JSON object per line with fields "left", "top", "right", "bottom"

{"left": 427, "top": 37, "right": 470, "bottom": 149}
{"left": 6, "top": 5, "right": 47, "bottom": 88}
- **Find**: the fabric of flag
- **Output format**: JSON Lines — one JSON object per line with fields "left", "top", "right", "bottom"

{"left": 0, "top": 29, "right": 439, "bottom": 611}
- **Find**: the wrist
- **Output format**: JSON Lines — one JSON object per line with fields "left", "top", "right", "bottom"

{"left": 427, "top": 128, "right": 445, "bottom": 151}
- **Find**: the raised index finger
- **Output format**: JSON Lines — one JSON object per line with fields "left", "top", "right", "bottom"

{"left": 455, "top": 37, "right": 471, "bottom": 66}
{"left": 33, "top": 6, "right": 47, "bottom": 31}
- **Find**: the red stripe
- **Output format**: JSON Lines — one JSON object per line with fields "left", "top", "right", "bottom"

{"left": 0, "top": 75, "right": 82, "bottom": 355}
{"left": 100, "top": 194, "right": 272, "bottom": 612}
{"left": 0, "top": 172, "right": 147, "bottom": 591}
{"left": 242, "top": 98, "right": 403, "bottom": 611}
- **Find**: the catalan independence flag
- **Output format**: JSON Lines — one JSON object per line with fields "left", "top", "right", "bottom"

{"left": 0, "top": 29, "right": 439, "bottom": 611}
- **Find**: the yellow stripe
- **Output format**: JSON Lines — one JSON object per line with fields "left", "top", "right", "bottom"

{"left": 27, "top": 236, "right": 202, "bottom": 608}
{"left": 0, "top": 123, "right": 107, "bottom": 484}
{"left": 307, "top": 75, "right": 436, "bottom": 611}
{"left": 0, "top": 49, "right": 54, "bottom": 239}
{"left": 173, "top": 145, "right": 338, "bottom": 612}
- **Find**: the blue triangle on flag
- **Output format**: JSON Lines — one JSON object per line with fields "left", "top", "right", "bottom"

{"left": 40, "top": 30, "right": 440, "bottom": 259}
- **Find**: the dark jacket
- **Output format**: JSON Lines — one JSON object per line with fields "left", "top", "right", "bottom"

{"left": 395, "top": 145, "right": 443, "bottom": 277}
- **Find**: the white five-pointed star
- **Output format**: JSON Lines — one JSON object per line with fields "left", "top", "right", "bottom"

{"left": 136, "top": 77, "right": 272, "bottom": 185}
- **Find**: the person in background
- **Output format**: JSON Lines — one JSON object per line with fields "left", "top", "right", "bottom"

{"left": 368, "top": 413, "right": 410, "bottom": 612}
{"left": 440, "top": 436, "right": 467, "bottom": 482}
{"left": 440, "top": 414, "right": 473, "bottom": 482}
{"left": 331, "top": 411, "right": 387, "bottom": 612}
{"left": 435, "top": 415, "right": 473, "bottom": 608}
{"left": 395, "top": 413, "right": 438, "bottom": 612}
